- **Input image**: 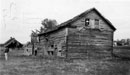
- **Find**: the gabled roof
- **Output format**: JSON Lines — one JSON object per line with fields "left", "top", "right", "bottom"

{"left": 38, "top": 7, "right": 116, "bottom": 36}
{"left": 4, "top": 37, "right": 23, "bottom": 48}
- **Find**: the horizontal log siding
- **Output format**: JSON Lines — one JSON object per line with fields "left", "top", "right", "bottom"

{"left": 67, "top": 28, "right": 113, "bottom": 58}
{"left": 38, "top": 28, "right": 67, "bottom": 57}
{"left": 67, "top": 10, "right": 114, "bottom": 58}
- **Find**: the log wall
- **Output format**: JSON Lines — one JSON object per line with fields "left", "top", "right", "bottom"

{"left": 39, "top": 28, "right": 67, "bottom": 57}
{"left": 71, "top": 10, "right": 113, "bottom": 31}
{"left": 67, "top": 28, "right": 113, "bottom": 58}
{"left": 37, "top": 10, "right": 115, "bottom": 59}
{"left": 67, "top": 10, "right": 114, "bottom": 58}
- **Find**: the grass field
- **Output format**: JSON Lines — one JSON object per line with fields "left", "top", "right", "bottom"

{"left": 0, "top": 47, "right": 130, "bottom": 75}
{"left": 113, "top": 46, "right": 130, "bottom": 58}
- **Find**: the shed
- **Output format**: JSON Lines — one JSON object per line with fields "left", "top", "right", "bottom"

{"left": 24, "top": 42, "right": 33, "bottom": 56}
{"left": 4, "top": 37, "right": 23, "bottom": 49}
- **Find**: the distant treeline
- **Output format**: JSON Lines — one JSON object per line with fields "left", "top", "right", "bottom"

{"left": 114, "top": 38, "right": 130, "bottom": 46}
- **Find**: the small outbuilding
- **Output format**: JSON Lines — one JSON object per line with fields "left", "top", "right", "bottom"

{"left": 0, "top": 37, "right": 23, "bottom": 56}
{"left": 24, "top": 42, "right": 33, "bottom": 56}
{"left": 4, "top": 37, "right": 23, "bottom": 50}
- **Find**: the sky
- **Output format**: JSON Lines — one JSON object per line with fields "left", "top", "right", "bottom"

{"left": 0, "top": 0, "right": 130, "bottom": 43}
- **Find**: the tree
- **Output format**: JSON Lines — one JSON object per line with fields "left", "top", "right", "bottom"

{"left": 41, "top": 18, "right": 58, "bottom": 32}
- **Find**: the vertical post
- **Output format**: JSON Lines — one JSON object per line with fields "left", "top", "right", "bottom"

{"left": 32, "top": 43, "right": 33, "bottom": 55}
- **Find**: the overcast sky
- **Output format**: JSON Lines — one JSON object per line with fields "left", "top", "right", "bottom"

{"left": 0, "top": 0, "right": 130, "bottom": 43}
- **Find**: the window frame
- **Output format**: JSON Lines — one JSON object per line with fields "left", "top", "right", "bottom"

{"left": 85, "top": 18, "right": 90, "bottom": 26}
{"left": 94, "top": 19, "right": 100, "bottom": 29}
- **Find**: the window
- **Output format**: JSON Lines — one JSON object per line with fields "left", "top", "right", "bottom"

{"left": 85, "top": 18, "right": 90, "bottom": 26}
{"left": 95, "top": 19, "right": 99, "bottom": 28}
{"left": 95, "top": 19, "right": 99, "bottom": 25}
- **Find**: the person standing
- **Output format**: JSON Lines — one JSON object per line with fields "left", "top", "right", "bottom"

{"left": 4, "top": 47, "right": 9, "bottom": 61}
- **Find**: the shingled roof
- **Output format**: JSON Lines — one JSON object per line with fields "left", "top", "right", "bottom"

{"left": 38, "top": 7, "right": 116, "bottom": 36}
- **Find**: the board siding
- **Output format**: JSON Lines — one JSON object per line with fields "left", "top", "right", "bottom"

{"left": 35, "top": 9, "right": 115, "bottom": 59}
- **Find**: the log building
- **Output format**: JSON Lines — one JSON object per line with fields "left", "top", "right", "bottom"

{"left": 4, "top": 37, "right": 23, "bottom": 49}
{"left": 37, "top": 8, "right": 116, "bottom": 58}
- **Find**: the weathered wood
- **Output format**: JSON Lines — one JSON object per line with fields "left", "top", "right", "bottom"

{"left": 36, "top": 8, "right": 115, "bottom": 59}
{"left": 37, "top": 28, "right": 67, "bottom": 57}
{"left": 67, "top": 22, "right": 113, "bottom": 58}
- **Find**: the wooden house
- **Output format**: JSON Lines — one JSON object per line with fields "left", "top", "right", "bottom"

{"left": 37, "top": 8, "right": 116, "bottom": 58}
